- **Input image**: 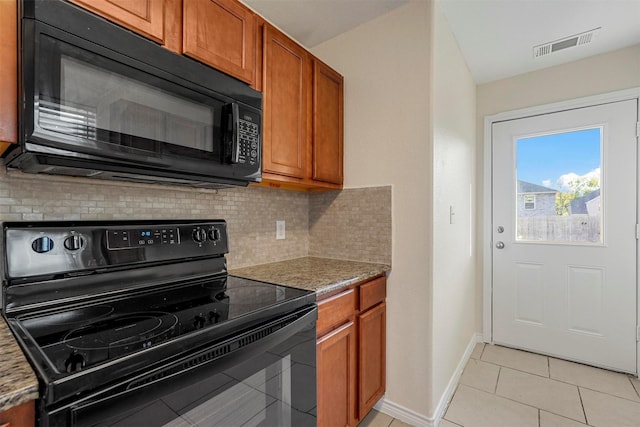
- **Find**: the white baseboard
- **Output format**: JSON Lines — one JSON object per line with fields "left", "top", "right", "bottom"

{"left": 374, "top": 397, "right": 434, "bottom": 427}
{"left": 432, "top": 332, "right": 483, "bottom": 426}
{"left": 374, "top": 332, "right": 483, "bottom": 427}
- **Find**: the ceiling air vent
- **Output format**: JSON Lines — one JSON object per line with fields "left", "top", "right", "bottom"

{"left": 533, "top": 27, "right": 601, "bottom": 58}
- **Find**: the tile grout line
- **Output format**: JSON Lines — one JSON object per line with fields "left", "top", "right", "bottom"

{"left": 577, "top": 386, "right": 590, "bottom": 426}
{"left": 629, "top": 376, "right": 640, "bottom": 400}
{"left": 478, "top": 359, "right": 549, "bottom": 379}
{"left": 546, "top": 355, "right": 550, "bottom": 378}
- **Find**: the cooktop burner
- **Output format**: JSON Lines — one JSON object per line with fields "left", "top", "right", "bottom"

{"left": 15, "top": 275, "right": 311, "bottom": 374}
{"left": 63, "top": 312, "right": 178, "bottom": 350}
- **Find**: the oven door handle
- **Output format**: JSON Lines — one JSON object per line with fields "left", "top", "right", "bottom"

{"left": 56, "top": 305, "right": 317, "bottom": 426}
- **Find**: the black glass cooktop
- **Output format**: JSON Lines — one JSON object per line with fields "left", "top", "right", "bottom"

{"left": 16, "top": 276, "right": 312, "bottom": 374}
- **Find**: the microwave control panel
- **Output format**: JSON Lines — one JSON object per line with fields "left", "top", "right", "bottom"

{"left": 236, "top": 118, "right": 260, "bottom": 166}
{"left": 224, "top": 103, "right": 260, "bottom": 167}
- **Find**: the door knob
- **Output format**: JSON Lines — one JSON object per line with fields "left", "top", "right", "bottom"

{"left": 495, "top": 241, "right": 505, "bottom": 249}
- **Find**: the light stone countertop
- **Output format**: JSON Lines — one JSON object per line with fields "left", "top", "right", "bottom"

{"left": 0, "top": 316, "right": 39, "bottom": 413}
{"left": 230, "top": 256, "right": 391, "bottom": 296}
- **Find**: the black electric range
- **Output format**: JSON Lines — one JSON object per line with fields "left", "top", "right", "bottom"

{"left": 2, "top": 220, "right": 317, "bottom": 427}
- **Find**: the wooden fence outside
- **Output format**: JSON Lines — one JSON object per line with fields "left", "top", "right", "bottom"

{"left": 517, "top": 215, "right": 601, "bottom": 242}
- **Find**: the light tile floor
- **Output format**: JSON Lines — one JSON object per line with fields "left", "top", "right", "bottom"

{"left": 359, "top": 344, "right": 640, "bottom": 427}
{"left": 445, "top": 343, "right": 640, "bottom": 426}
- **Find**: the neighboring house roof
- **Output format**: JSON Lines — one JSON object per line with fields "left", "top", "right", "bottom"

{"left": 569, "top": 189, "right": 601, "bottom": 215}
{"left": 517, "top": 180, "right": 557, "bottom": 194}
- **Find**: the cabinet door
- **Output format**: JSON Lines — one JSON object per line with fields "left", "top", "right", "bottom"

{"left": 0, "top": 401, "right": 35, "bottom": 427}
{"left": 312, "top": 60, "right": 344, "bottom": 185}
{"left": 70, "top": 0, "right": 166, "bottom": 44}
{"left": 183, "top": 0, "right": 256, "bottom": 85}
{"left": 358, "top": 302, "right": 386, "bottom": 419}
{"left": 262, "top": 25, "right": 311, "bottom": 179}
{"left": 317, "top": 321, "right": 357, "bottom": 427}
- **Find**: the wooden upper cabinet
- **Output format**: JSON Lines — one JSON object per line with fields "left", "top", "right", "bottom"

{"left": 313, "top": 60, "right": 344, "bottom": 185}
{"left": 183, "top": 0, "right": 256, "bottom": 85}
{"left": 70, "top": 0, "right": 168, "bottom": 44}
{"left": 262, "top": 24, "right": 311, "bottom": 179}
{"left": 257, "top": 25, "right": 343, "bottom": 191}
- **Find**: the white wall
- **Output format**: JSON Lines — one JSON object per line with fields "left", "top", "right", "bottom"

{"left": 313, "top": 0, "right": 435, "bottom": 419}
{"left": 431, "top": 0, "right": 477, "bottom": 414}
{"left": 476, "top": 44, "right": 640, "bottom": 329}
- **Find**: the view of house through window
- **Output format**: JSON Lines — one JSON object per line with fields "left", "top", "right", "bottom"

{"left": 515, "top": 127, "right": 602, "bottom": 243}
{"left": 523, "top": 194, "right": 536, "bottom": 210}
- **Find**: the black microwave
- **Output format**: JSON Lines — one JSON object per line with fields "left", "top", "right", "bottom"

{"left": 5, "top": 0, "right": 262, "bottom": 188}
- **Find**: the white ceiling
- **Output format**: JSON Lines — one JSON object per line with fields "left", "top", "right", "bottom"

{"left": 244, "top": 0, "right": 640, "bottom": 84}
{"left": 244, "top": 0, "right": 409, "bottom": 48}
{"left": 439, "top": 0, "right": 640, "bottom": 84}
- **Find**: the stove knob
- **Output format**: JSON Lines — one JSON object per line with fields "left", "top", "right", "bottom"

{"left": 32, "top": 236, "right": 54, "bottom": 253}
{"left": 64, "top": 352, "right": 86, "bottom": 373}
{"left": 208, "top": 228, "right": 221, "bottom": 242}
{"left": 208, "top": 310, "right": 220, "bottom": 324}
{"left": 64, "top": 235, "right": 84, "bottom": 251}
{"left": 194, "top": 314, "right": 206, "bottom": 329}
{"left": 192, "top": 228, "right": 207, "bottom": 243}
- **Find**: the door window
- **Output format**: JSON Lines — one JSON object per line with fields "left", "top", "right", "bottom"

{"left": 515, "top": 127, "right": 602, "bottom": 243}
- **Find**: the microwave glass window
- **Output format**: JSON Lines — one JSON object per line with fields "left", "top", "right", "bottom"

{"left": 39, "top": 55, "right": 215, "bottom": 153}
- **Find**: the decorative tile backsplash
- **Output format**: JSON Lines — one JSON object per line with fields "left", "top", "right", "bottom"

{"left": 309, "top": 186, "right": 392, "bottom": 265}
{"left": 0, "top": 166, "right": 391, "bottom": 268}
{"left": 0, "top": 167, "right": 308, "bottom": 268}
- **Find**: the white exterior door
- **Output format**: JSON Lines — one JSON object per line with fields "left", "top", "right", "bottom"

{"left": 492, "top": 99, "right": 638, "bottom": 373}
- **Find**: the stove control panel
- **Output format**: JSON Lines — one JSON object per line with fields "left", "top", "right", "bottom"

{"left": 4, "top": 220, "right": 228, "bottom": 279}
{"left": 107, "top": 227, "right": 179, "bottom": 249}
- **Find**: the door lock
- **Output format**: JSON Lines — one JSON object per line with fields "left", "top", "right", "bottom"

{"left": 497, "top": 226, "right": 504, "bottom": 233}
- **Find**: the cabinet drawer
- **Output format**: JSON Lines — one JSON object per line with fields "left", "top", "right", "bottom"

{"left": 317, "top": 289, "right": 356, "bottom": 337}
{"left": 359, "top": 276, "right": 386, "bottom": 312}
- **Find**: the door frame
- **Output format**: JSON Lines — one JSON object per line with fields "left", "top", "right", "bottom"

{"left": 482, "top": 87, "right": 640, "bottom": 369}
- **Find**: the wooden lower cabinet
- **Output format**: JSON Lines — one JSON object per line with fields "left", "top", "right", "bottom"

{"left": 358, "top": 302, "right": 386, "bottom": 419}
{"left": 317, "top": 321, "right": 357, "bottom": 427}
{"left": 316, "top": 276, "right": 386, "bottom": 426}
{"left": 0, "top": 400, "right": 35, "bottom": 427}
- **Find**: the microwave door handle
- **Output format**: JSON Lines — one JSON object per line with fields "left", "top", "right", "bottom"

{"left": 32, "top": 139, "right": 172, "bottom": 168}
{"left": 223, "top": 102, "right": 240, "bottom": 164}
{"left": 94, "top": 147, "right": 171, "bottom": 168}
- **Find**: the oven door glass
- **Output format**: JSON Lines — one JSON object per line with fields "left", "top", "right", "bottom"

{"left": 53, "top": 307, "right": 317, "bottom": 427}
{"left": 33, "top": 28, "right": 226, "bottom": 166}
